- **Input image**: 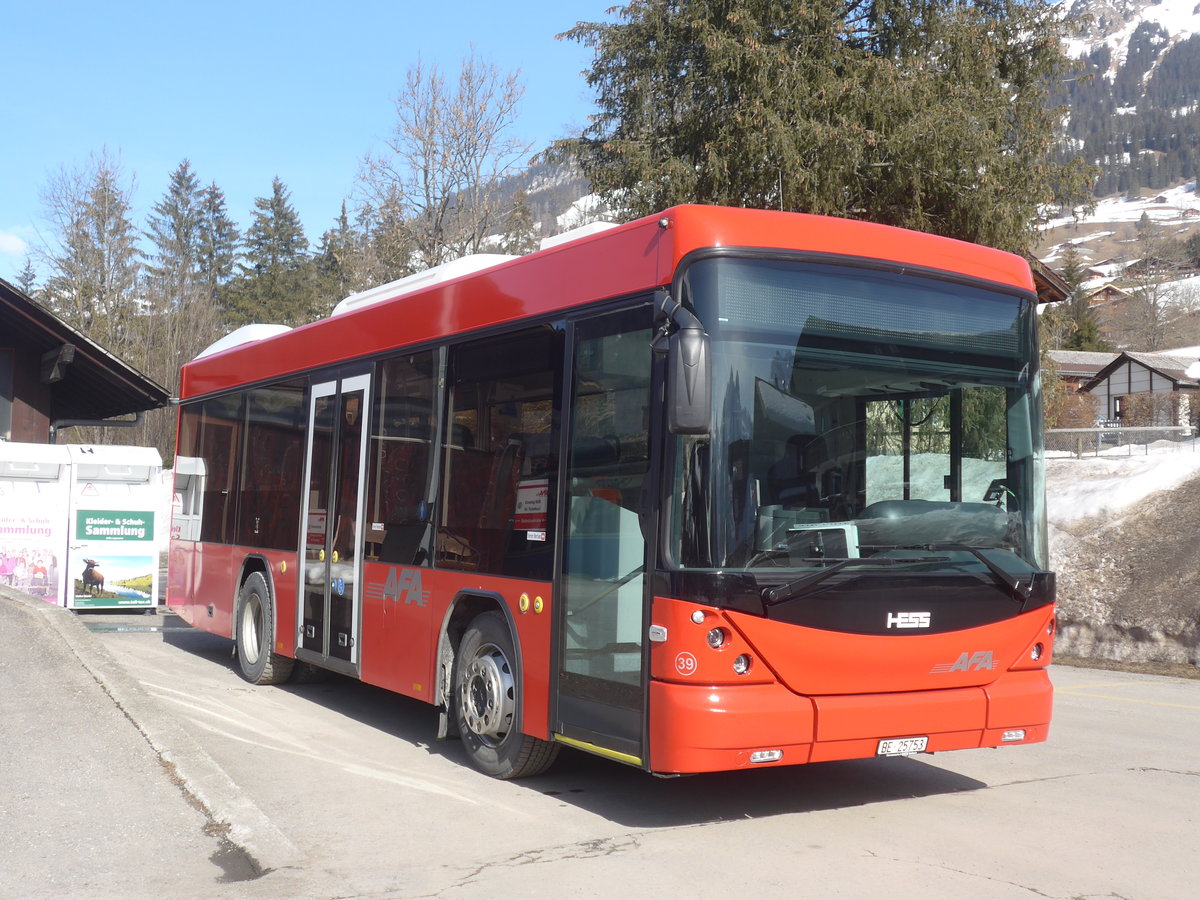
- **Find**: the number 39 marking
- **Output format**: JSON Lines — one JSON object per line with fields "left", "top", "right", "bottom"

{"left": 674, "top": 652, "right": 698, "bottom": 676}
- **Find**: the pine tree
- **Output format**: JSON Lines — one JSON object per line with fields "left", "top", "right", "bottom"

{"left": 39, "top": 151, "right": 142, "bottom": 354}
{"left": 139, "top": 161, "right": 226, "bottom": 457}
{"left": 223, "top": 177, "right": 319, "bottom": 326}
{"left": 1057, "top": 244, "right": 1108, "bottom": 351}
{"left": 1066, "top": 312, "right": 1108, "bottom": 352}
{"left": 36, "top": 150, "right": 144, "bottom": 445}
{"left": 243, "top": 177, "right": 308, "bottom": 273}
{"left": 314, "top": 202, "right": 367, "bottom": 311}
{"left": 15, "top": 257, "right": 36, "bottom": 296}
{"left": 146, "top": 161, "right": 203, "bottom": 302}
{"left": 553, "top": 0, "right": 1094, "bottom": 253}
{"left": 1185, "top": 232, "right": 1200, "bottom": 269}
{"left": 500, "top": 191, "right": 539, "bottom": 255}
{"left": 197, "top": 181, "right": 240, "bottom": 305}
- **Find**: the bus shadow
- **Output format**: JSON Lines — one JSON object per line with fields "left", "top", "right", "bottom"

{"left": 524, "top": 748, "right": 986, "bottom": 828}
{"left": 159, "top": 621, "right": 987, "bottom": 828}
{"left": 160, "top": 617, "right": 237, "bottom": 663}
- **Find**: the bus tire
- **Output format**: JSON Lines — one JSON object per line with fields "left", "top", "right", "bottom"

{"left": 454, "top": 611, "right": 558, "bottom": 779}
{"left": 235, "top": 571, "right": 294, "bottom": 685}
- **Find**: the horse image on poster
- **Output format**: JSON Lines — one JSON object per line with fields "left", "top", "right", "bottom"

{"left": 80, "top": 559, "right": 104, "bottom": 595}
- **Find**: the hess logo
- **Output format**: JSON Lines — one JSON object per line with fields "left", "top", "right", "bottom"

{"left": 886, "top": 611, "right": 931, "bottom": 629}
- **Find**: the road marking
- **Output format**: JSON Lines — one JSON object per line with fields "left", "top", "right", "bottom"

{"left": 1056, "top": 690, "right": 1200, "bottom": 711}
{"left": 1057, "top": 681, "right": 1194, "bottom": 690}
{"left": 140, "top": 681, "right": 527, "bottom": 812}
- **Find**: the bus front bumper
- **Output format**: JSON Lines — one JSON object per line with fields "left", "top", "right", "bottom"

{"left": 646, "top": 669, "right": 1052, "bottom": 775}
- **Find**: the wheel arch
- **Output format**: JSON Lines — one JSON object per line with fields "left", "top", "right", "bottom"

{"left": 235, "top": 555, "right": 275, "bottom": 631}
{"left": 434, "top": 590, "right": 523, "bottom": 737}
{"left": 233, "top": 556, "right": 294, "bottom": 685}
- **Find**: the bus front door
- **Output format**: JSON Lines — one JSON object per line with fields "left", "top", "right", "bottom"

{"left": 298, "top": 373, "right": 370, "bottom": 674}
{"left": 554, "top": 308, "right": 653, "bottom": 767}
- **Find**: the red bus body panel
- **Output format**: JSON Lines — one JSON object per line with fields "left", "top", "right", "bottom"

{"left": 179, "top": 206, "right": 1033, "bottom": 400}
{"left": 356, "top": 563, "right": 554, "bottom": 740}
{"left": 647, "top": 597, "right": 1053, "bottom": 774}
{"left": 168, "top": 543, "right": 298, "bottom": 647}
{"left": 170, "top": 205, "right": 1046, "bottom": 775}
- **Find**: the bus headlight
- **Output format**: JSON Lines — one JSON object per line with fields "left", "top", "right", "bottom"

{"left": 1031, "top": 643, "right": 1044, "bottom": 661}
{"left": 733, "top": 654, "right": 752, "bottom": 675}
{"left": 706, "top": 628, "right": 728, "bottom": 649}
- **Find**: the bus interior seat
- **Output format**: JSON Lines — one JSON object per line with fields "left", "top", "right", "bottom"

{"left": 380, "top": 522, "right": 429, "bottom": 566}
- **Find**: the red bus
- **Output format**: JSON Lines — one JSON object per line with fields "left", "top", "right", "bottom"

{"left": 169, "top": 205, "right": 1055, "bottom": 779}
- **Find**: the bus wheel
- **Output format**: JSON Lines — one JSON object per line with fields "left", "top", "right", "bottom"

{"left": 454, "top": 611, "right": 558, "bottom": 779}
{"left": 236, "top": 572, "right": 294, "bottom": 685}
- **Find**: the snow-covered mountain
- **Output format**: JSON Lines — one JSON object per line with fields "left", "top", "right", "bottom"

{"left": 1065, "top": 0, "right": 1200, "bottom": 59}
{"left": 1061, "top": 0, "right": 1200, "bottom": 196}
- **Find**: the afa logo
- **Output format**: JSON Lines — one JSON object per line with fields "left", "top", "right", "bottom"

{"left": 366, "top": 567, "right": 431, "bottom": 607}
{"left": 930, "top": 651, "right": 995, "bottom": 674}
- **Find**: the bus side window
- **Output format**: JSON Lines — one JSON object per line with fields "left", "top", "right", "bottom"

{"left": 436, "top": 326, "right": 563, "bottom": 579}
{"left": 196, "top": 394, "right": 242, "bottom": 545}
{"left": 239, "top": 381, "right": 305, "bottom": 550}
{"left": 367, "top": 353, "right": 437, "bottom": 566}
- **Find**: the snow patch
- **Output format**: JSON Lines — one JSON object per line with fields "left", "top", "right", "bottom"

{"left": 1066, "top": 0, "right": 1200, "bottom": 67}
{"left": 1043, "top": 181, "right": 1200, "bottom": 231}
{"left": 193, "top": 324, "right": 293, "bottom": 359}
{"left": 1047, "top": 446, "right": 1200, "bottom": 533}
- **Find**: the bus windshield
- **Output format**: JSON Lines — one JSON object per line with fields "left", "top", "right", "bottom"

{"left": 667, "top": 256, "right": 1048, "bottom": 577}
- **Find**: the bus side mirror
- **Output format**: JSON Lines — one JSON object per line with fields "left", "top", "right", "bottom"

{"left": 667, "top": 323, "right": 711, "bottom": 435}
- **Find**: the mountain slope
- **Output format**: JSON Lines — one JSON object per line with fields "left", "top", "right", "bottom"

{"left": 1062, "top": 0, "right": 1200, "bottom": 196}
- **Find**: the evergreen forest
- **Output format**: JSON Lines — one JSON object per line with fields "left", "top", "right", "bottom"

{"left": 1062, "top": 24, "right": 1200, "bottom": 197}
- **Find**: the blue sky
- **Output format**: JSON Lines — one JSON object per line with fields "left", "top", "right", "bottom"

{"left": 0, "top": 0, "right": 606, "bottom": 284}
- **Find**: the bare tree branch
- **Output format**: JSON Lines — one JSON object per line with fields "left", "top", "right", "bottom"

{"left": 359, "top": 49, "right": 530, "bottom": 270}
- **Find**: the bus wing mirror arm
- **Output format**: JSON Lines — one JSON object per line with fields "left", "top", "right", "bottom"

{"left": 656, "top": 289, "right": 712, "bottom": 436}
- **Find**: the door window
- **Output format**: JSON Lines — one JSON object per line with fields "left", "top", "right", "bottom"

{"left": 365, "top": 352, "right": 437, "bottom": 566}
{"left": 560, "top": 308, "right": 653, "bottom": 706}
{"left": 300, "top": 375, "right": 370, "bottom": 665}
{"left": 435, "top": 327, "right": 563, "bottom": 579}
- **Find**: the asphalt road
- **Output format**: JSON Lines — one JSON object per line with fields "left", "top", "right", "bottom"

{"left": 9, "top": 601, "right": 1200, "bottom": 899}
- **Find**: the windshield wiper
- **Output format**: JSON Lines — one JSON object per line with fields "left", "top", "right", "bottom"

{"left": 862, "top": 543, "right": 1035, "bottom": 607}
{"left": 762, "top": 555, "right": 948, "bottom": 606}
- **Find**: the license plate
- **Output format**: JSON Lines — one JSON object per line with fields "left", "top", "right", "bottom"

{"left": 877, "top": 736, "right": 928, "bottom": 756}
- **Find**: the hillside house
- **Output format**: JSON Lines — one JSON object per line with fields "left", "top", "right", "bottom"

{"left": 1080, "top": 351, "right": 1200, "bottom": 427}
{"left": 1085, "top": 284, "right": 1132, "bottom": 307}
{"left": 1048, "top": 350, "right": 1118, "bottom": 393}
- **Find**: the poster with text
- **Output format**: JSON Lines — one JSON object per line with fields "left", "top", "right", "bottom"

{"left": 70, "top": 510, "right": 157, "bottom": 608}
{"left": 0, "top": 484, "right": 68, "bottom": 604}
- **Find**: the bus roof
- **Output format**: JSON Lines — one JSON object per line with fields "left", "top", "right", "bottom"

{"left": 180, "top": 205, "right": 1034, "bottom": 399}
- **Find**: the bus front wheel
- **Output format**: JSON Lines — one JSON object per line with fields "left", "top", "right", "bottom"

{"left": 235, "top": 571, "right": 294, "bottom": 685}
{"left": 454, "top": 611, "right": 558, "bottom": 779}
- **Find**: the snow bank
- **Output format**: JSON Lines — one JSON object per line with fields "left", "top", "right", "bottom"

{"left": 1047, "top": 446, "right": 1200, "bottom": 529}
{"left": 1048, "top": 442, "right": 1200, "bottom": 666}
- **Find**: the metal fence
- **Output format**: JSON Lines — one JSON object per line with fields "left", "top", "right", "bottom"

{"left": 1044, "top": 426, "right": 1197, "bottom": 457}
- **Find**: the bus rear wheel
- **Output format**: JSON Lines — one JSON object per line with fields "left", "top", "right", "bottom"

{"left": 454, "top": 611, "right": 558, "bottom": 779}
{"left": 236, "top": 571, "right": 294, "bottom": 685}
